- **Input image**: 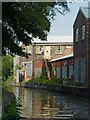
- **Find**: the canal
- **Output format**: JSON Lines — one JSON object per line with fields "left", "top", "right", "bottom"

{"left": 12, "top": 87, "right": 89, "bottom": 119}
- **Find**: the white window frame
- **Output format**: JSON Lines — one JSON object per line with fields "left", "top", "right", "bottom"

{"left": 22, "top": 47, "right": 26, "bottom": 53}
{"left": 55, "top": 45, "right": 62, "bottom": 54}
{"left": 82, "top": 25, "right": 85, "bottom": 40}
{"left": 36, "top": 45, "right": 43, "bottom": 54}
{"left": 27, "top": 45, "right": 32, "bottom": 54}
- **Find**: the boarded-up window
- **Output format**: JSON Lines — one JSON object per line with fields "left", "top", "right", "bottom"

{"left": 27, "top": 62, "right": 32, "bottom": 77}
{"left": 56, "top": 67, "right": 61, "bottom": 78}
{"left": 80, "top": 58, "right": 85, "bottom": 83}
{"left": 69, "top": 65, "right": 73, "bottom": 78}
{"left": 16, "top": 70, "right": 19, "bottom": 82}
{"left": 74, "top": 60, "right": 79, "bottom": 83}
{"left": 35, "top": 68, "right": 41, "bottom": 78}
{"left": 62, "top": 66, "right": 67, "bottom": 78}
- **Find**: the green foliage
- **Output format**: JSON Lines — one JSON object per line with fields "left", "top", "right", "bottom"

{"left": 2, "top": 75, "right": 13, "bottom": 89}
{"left": 40, "top": 71, "right": 47, "bottom": 80}
{"left": 2, "top": 97, "right": 21, "bottom": 120}
{"left": 48, "top": 75, "right": 63, "bottom": 85}
{"left": 27, "top": 74, "right": 63, "bottom": 85}
{"left": 2, "top": 2, "right": 69, "bottom": 56}
{"left": 2, "top": 55, "right": 13, "bottom": 82}
{"left": 64, "top": 77, "right": 70, "bottom": 81}
{"left": 15, "top": 64, "right": 21, "bottom": 70}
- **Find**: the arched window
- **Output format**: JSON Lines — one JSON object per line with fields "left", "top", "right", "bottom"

{"left": 82, "top": 25, "right": 85, "bottom": 40}
{"left": 75, "top": 29, "right": 79, "bottom": 42}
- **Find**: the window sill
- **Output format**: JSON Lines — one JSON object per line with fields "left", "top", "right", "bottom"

{"left": 81, "top": 39, "right": 85, "bottom": 41}
{"left": 55, "top": 52, "right": 62, "bottom": 55}
{"left": 36, "top": 53, "right": 43, "bottom": 55}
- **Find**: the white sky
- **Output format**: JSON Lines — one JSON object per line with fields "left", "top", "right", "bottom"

{"left": 47, "top": 1, "right": 88, "bottom": 42}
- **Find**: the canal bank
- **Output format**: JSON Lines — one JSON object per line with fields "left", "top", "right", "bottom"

{"left": 10, "top": 82, "right": 90, "bottom": 98}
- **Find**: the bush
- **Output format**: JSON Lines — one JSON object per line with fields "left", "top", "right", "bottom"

{"left": 2, "top": 97, "right": 21, "bottom": 120}
{"left": 2, "top": 75, "right": 13, "bottom": 89}
{"left": 48, "top": 75, "right": 63, "bottom": 85}
{"left": 2, "top": 55, "right": 13, "bottom": 82}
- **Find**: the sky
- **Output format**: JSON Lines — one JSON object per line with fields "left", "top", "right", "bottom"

{"left": 47, "top": 1, "right": 88, "bottom": 41}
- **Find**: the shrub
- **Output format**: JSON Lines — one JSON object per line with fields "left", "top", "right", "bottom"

{"left": 2, "top": 97, "right": 21, "bottom": 120}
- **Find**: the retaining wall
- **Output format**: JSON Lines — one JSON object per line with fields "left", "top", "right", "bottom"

{"left": 10, "top": 82, "right": 90, "bottom": 98}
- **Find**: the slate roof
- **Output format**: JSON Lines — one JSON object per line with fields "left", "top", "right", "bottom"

{"left": 80, "top": 7, "right": 90, "bottom": 19}
{"left": 50, "top": 53, "right": 73, "bottom": 62}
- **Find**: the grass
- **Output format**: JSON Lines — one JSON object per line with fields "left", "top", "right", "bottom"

{"left": 2, "top": 75, "right": 22, "bottom": 120}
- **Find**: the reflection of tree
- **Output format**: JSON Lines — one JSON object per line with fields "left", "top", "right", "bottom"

{"left": 59, "top": 101, "right": 64, "bottom": 111}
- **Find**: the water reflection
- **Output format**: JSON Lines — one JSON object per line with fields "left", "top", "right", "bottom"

{"left": 12, "top": 87, "right": 89, "bottom": 119}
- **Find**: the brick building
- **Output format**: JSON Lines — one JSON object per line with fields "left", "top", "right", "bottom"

{"left": 73, "top": 7, "right": 90, "bottom": 86}
{"left": 48, "top": 7, "right": 90, "bottom": 86}
{"left": 14, "top": 6, "right": 90, "bottom": 85}
{"left": 50, "top": 54, "right": 74, "bottom": 80}
{"left": 16, "top": 40, "right": 73, "bottom": 81}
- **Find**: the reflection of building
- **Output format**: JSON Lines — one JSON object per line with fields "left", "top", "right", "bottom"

{"left": 14, "top": 40, "right": 73, "bottom": 81}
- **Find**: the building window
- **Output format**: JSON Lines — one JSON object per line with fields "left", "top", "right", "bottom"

{"left": 55, "top": 46, "right": 62, "bottom": 54}
{"left": 75, "top": 29, "right": 79, "bottom": 42}
{"left": 36, "top": 46, "right": 43, "bottom": 54}
{"left": 27, "top": 45, "right": 32, "bottom": 54}
{"left": 22, "top": 63, "right": 26, "bottom": 71}
{"left": 82, "top": 25, "right": 85, "bottom": 40}
{"left": 22, "top": 47, "right": 26, "bottom": 53}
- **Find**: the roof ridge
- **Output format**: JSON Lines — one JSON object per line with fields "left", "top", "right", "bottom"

{"left": 80, "top": 7, "right": 90, "bottom": 19}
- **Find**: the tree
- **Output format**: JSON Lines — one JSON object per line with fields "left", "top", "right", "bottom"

{"left": 2, "top": 2, "right": 69, "bottom": 56}
{"left": 2, "top": 55, "right": 13, "bottom": 81}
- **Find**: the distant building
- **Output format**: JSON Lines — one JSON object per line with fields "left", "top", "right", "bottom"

{"left": 50, "top": 54, "right": 74, "bottom": 80}
{"left": 14, "top": 7, "right": 90, "bottom": 87}
{"left": 15, "top": 40, "right": 73, "bottom": 81}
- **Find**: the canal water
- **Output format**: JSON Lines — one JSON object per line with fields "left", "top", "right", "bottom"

{"left": 12, "top": 87, "right": 89, "bottom": 119}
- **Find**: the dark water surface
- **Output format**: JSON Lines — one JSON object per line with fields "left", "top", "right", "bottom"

{"left": 12, "top": 87, "right": 89, "bottom": 119}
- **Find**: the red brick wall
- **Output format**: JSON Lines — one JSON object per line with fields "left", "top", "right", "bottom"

{"left": 73, "top": 10, "right": 90, "bottom": 85}
{"left": 33, "top": 60, "right": 44, "bottom": 78}
{"left": 33, "top": 44, "right": 73, "bottom": 61}
{"left": 51, "top": 45, "right": 73, "bottom": 60}
{"left": 53, "top": 61, "right": 61, "bottom": 76}
{"left": 73, "top": 10, "right": 87, "bottom": 59}
{"left": 51, "top": 57, "right": 73, "bottom": 79}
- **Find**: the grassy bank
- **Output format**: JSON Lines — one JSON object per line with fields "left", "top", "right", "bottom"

{"left": 2, "top": 76, "right": 21, "bottom": 120}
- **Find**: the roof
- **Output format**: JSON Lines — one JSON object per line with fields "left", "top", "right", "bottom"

{"left": 32, "top": 36, "right": 73, "bottom": 43}
{"left": 32, "top": 41, "right": 73, "bottom": 45}
{"left": 32, "top": 36, "right": 73, "bottom": 45}
{"left": 80, "top": 7, "right": 90, "bottom": 19}
{"left": 50, "top": 53, "right": 73, "bottom": 62}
